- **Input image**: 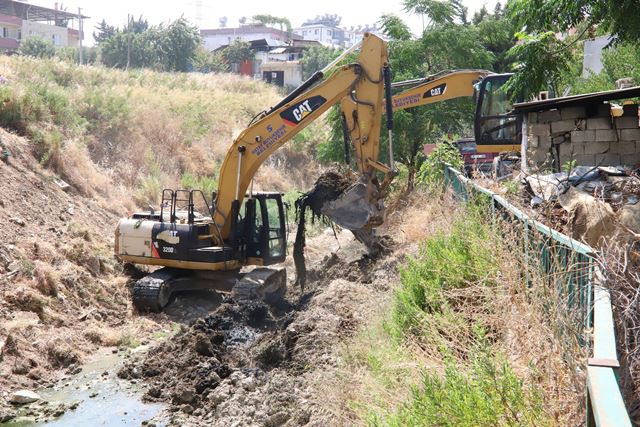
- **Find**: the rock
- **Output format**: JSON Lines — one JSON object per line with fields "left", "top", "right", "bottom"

{"left": 210, "top": 384, "right": 231, "bottom": 405}
{"left": 194, "top": 333, "right": 214, "bottom": 357}
{"left": 0, "top": 410, "right": 16, "bottom": 423}
{"left": 9, "top": 217, "right": 25, "bottom": 227}
{"left": 265, "top": 411, "right": 290, "bottom": 427}
{"left": 86, "top": 256, "right": 101, "bottom": 276}
{"left": 176, "top": 388, "right": 195, "bottom": 404}
{"left": 558, "top": 187, "right": 617, "bottom": 247}
{"left": 181, "top": 404, "right": 194, "bottom": 414}
{"left": 9, "top": 390, "right": 41, "bottom": 404}
{"left": 52, "top": 404, "right": 66, "bottom": 417}
{"left": 89, "top": 391, "right": 99, "bottom": 398}
{"left": 240, "top": 376, "right": 257, "bottom": 392}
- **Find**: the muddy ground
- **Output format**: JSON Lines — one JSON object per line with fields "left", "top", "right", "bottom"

{"left": 115, "top": 228, "right": 401, "bottom": 426}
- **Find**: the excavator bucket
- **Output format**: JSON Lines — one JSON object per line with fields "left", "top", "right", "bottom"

{"left": 320, "top": 179, "right": 380, "bottom": 230}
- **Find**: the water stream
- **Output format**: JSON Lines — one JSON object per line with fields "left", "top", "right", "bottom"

{"left": 7, "top": 347, "right": 165, "bottom": 427}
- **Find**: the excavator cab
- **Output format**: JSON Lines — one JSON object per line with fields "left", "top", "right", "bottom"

{"left": 474, "top": 73, "right": 520, "bottom": 152}
{"left": 238, "top": 193, "right": 286, "bottom": 265}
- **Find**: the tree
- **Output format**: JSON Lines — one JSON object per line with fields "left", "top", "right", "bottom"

{"left": 93, "top": 19, "right": 116, "bottom": 44}
{"left": 252, "top": 14, "right": 292, "bottom": 33}
{"left": 378, "top": 14, "right": 412, "bottom": 41}
{"left": 192, "top": 47, "right": 228, "bottom": 73}
{"left": 303, "top": 14, "right": 342, "bottom": 27}
{"left": 221, "top": 40, "right": 254, "bottom": 64}
{"left": 19, "top": 37, "right": 56, "bottom": 59}
{"left": 155, "top": 18, "right": 201, "bottom": 72}
{"left": 506, "top": 0, "right": 640, "bottom": 97}
{"left": 300, "top": 45, "right": 340, "bottom": 79}
{"left": 98, "top": 17, "right": 201, "bottom": 72}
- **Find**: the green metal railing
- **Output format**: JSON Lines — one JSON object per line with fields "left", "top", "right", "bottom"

{"left": 443, "top": 164, "right": 631, "bottom": 427}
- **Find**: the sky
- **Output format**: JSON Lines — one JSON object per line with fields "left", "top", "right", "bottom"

{"left": 29, "top": 0, "right": 498, "bottom": 45}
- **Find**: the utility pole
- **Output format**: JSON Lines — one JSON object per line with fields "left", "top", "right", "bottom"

{"left": 126, "top": 14, "right": 131, "bottom": 70}
{"left": 77, "top": 7, "right": 83, "bottom": 65}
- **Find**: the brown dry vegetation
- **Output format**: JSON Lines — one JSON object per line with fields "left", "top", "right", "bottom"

{"left": 0, "top": 56, "right": 324, "bottom": 212}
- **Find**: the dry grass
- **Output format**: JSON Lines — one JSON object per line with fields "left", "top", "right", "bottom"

{"left": 0, "top": 56, "right": 324, "bottom": 213}
{"left": 596, "top": 241, "right": 640, "bottom": 420}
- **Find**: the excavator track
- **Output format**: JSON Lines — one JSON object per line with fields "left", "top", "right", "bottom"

{"left": 132, "top": 268, "right": 174, "bottom": 312}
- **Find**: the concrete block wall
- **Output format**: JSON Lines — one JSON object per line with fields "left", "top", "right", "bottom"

{"left": 526, "top": 103, "right": 640, "bottom": 170}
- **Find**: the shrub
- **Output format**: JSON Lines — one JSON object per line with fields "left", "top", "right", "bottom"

{"left": 416, "top": 142, "right": 464, "bottom": 189}
{"left": 375, "top": 346, "right": 548, "bottom": 426}
{"left": 390, "top": 211, "right": 494, "bottom": 340}
{"left": 192, "top": 48, "right": 228, "bottom": 74}
{"left": 19, "top": 36, "right": 56, "bottom": 59}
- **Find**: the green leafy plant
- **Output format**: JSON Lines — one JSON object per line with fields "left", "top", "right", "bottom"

{"left": 416, "top": 142, "right": 464, "bottom": 189}
{"left": 19, "top": 36, "right": 56, "bottom": 59}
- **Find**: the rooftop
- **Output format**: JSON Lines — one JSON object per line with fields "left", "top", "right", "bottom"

{"left": 513, "top": 86, "right": 640, "bottom": 113}
{"left": 0, "top": 0, "right": 89, "bottom": 21}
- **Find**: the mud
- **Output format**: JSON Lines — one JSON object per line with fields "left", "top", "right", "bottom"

{"left": 119, "top": 231, "right": 401, "bottom": 426}
{"left": 293, "top": 169, "right": 355, "bottom": 290}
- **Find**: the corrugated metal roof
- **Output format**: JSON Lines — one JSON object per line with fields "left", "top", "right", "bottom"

{"left": 513, "top": 86, "right": 640, "bottom": 113}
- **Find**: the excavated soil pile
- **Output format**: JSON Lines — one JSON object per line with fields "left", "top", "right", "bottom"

{"left": 293, "top": 169, "right": 354, "bottom": 289}
{"left": 121, "top": 240, "right": 401, "bottom": 426}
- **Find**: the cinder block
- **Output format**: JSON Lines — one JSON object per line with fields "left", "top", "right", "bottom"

{"left": 595, "top": 129, "right": 618, "bottom": 141}
{"left": 574, "top": 154, "right": 596, "bottom": 165}
{"left": 529, "top": 123, "right": 551, "bottom": 136}
{"left": 537, "top": 136, "right": 552, "bottom": 148}
{"left": 571, "top": 130, "right": 596, "bottom": 142}
{"left": 584, "top": 141, "right": 611, "bottom": 155}
{"left": 539, "top": 109, "right": 561, "bottom": 122}
{"left": 619, "top": 128, "right": 640, "bottom": 141}
{"left": 586, "top": 117, "right": 612, "bottom": 130}
{"left": 570, "top": 143, "right": 585, "bottom": 155}
{"left": 527, "top": 112, "right": 538, "bottom": 124}
{"left": 559, "top": 143, "right": 577, "bottom": 158}
{"left": 560, "top": 106, "right": 586, "bottom": 120}
{"left": 617, "top": 141, "right": 637, "bottom": 154}
{"left": 596, "top": 153, "right": 620, "bottom": 165}
{"left": 529, "top": 135, "right": 539, "bottom": 148}
{"left": 551, "top": 120, "right": 577, "bottom": 134}
{"left": 614, "top": 116, "right": 639, "bottom": 129}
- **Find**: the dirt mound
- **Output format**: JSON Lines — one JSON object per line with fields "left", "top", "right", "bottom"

{"left": 0, "top": 128, "right": 133, "bottom": 397}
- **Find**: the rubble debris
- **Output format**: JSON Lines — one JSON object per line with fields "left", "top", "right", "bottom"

{"left": 558, "top": 187, "right": 617, "bottom": 247}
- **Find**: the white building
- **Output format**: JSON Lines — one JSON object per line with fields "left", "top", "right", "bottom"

{"left": 201, "top": 23, "right": 303, "bottom": 52}
{"left": 0, "top": 0, "right": 86, "bottom": 52}
{"left": 293, "top": 23, "right": 385, "bottom": 49}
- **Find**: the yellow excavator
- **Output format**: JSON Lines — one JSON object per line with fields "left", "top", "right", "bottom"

{"left": 115, "top": 35, "right": 519, "bottom": 311}
{"left": 115, "top": 33, "right": 394, "bottom": 311}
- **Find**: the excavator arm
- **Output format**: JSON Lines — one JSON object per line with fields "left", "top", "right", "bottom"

{"left": 338, "top": 69, "right": 491, "bottom": 196}
{"left": 213, "top": 33, "right": 389, "bottom": 240}
{"left": 389, "top": 69, "right": 491, "bottom": 111}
